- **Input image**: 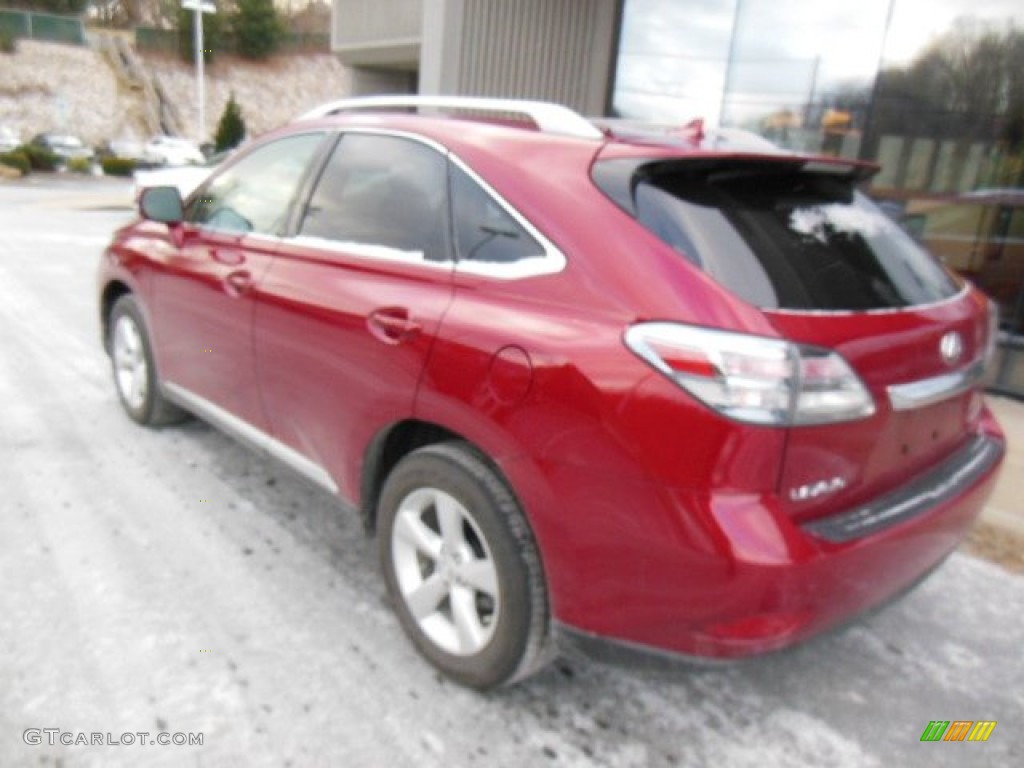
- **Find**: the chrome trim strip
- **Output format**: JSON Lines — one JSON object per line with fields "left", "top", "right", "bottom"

{"left": 240, "top": 232, "right": 287, "bottom": 247}
{"left": 189, "top": 228, "right": 291, "bottom": 246}
{"left": 163, "top": 383, "right": 338, "bottom": 494}
{"left": 766, "top": 284, "right": 969, "bottom": 316}
{"left": 887, "top": 360, "right": 985, "bottom": 411}
{"left": 289, "top": 235, "right": 454, "bottom": 271}
{"left": 454, "top": 254, "right": 565, "bottom": 280}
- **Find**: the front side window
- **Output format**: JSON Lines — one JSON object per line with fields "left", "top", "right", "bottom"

{"left": 298, "top": 134, "right": 449, "bottom": 262}
{"left": 187, "top": 133, "right": 325, "bottom": 235}
{"left": 634, "top": 168, "right": 961, "bottom": 311}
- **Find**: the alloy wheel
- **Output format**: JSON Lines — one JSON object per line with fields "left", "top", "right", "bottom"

{"left": 390, "top": 487, "right": 501, "bottom": 656}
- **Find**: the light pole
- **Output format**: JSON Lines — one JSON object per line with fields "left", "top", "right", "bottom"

{"left": 182, "top": 0, "right": 217, "bottom": 145}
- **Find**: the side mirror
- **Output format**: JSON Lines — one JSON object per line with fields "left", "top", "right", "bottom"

{"left": 139, "top": 186, "right": 184, "bottom": 224}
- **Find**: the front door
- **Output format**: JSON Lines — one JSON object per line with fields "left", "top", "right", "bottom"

{"left": 151, "top": 132, "right": 328, "bottom": 429}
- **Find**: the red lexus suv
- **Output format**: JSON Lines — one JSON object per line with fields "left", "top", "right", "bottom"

{"left": 98, "top": 96, "right": 1005, "bottom": 689}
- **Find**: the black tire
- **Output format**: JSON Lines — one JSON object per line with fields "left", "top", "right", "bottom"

{"left": 108, "top": 294, "right": 186, "bottom": 426}
{"left": 378, "top": 442, "right": 550, "bottom": 689}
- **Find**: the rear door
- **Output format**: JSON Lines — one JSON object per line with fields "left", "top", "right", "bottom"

{"left": 252, "top": 132, "right": 455, "bottom": 501}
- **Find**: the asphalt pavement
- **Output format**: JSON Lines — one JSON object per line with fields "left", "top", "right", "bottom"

{"left": 0, "top": 175, "right": 1021, "bottom": 768}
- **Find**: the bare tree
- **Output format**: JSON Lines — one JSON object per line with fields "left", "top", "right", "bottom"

{"left": 872, "top": 18, "right": 1024, "bottom": 150}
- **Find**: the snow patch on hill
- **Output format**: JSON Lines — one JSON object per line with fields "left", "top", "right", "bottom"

{"left": 144, "top": 52, "right": 353, "bottom": 142}
{"left": 0, "top": 39, "right": 354, "bottom": 146}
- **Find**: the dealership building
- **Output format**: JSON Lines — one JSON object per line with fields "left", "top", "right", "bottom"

{"left": 332, "top": 0, "right": 1024, "bottom": 392}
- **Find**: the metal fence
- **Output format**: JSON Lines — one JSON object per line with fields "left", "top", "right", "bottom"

{"left": 0, "top": 8, "right": 85, "bottom": 45}
{"left": 134, "top": 25, "right": 176, "bottom": 55}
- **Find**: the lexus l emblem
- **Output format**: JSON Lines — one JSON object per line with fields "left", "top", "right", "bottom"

{"left": 940, "top": 332, "right": 963, "bottom": 366}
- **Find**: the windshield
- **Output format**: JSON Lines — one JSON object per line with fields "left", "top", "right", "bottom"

{"left": 635, "top": 168, "right": 960, "bottom": 311}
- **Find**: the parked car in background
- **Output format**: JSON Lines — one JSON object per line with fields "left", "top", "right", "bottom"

{"left": 30, "top": 132, "right": 95, "bottom": 165}
{"left": 0, "top": 125, "right": 20, "bottom": 153}
{"left": 98, "top": 96, "right": 1005, "bottom": 690}
{"left": 132, "top": 151, "right": 229, "bottom": 200}
{"left": 143, "top": 135, "right": 205, "bottom": 167}
{"left": 98, "top": 139, "right": 147, "bottom": 164}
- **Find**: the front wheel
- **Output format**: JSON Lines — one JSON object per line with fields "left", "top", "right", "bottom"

{"left": 108, "top": 294, "right": 186, "bottom": 426}
{"left": 378, "top": 442, "right": 550, "bottom": 689}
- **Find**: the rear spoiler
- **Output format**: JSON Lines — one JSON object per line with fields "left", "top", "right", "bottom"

{"left": 592, "top": 155, "right": 879, "bottom": 217}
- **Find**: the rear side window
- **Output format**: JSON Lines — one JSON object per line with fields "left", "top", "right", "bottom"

{"left": 634, "top": 169, "right": 960, "bottom": 311}
{"left": 450, "top": 165, "right": 543, "bottom": 263}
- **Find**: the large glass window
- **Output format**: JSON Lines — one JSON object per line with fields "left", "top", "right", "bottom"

{"left": 615, "top": 0, "right": 1024, "bottom": 175}
{"left": 298, "top": 134, "right": 449, "bottom": 262}
{"left": 614, "top": 0, "right": 734, "bottom": 124}
{"left": 614, "top": 0, "right": 1024, "bottom": 327}
{"left": 187, "top": 133, "right": 325, "bottom": 235}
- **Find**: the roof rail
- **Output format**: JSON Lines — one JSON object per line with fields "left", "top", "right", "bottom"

{"left": 296, "top": 95, "right": 604, "bottom": 140}
{"left": 592, "top": 118, "right": 786, "bottom": 153}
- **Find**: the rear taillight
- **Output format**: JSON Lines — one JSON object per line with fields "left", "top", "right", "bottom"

{"left": 624, "top": 323, "right": 875, "bottom": 426}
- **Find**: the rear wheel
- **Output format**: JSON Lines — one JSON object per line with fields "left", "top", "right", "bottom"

{"left": 109, "top": 294, "right": 186, "bottom": 426}
{"left": 378, "top": 442, "right": 550, "bottom": 689}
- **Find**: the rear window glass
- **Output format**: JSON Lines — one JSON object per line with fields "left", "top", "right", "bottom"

{"left": 635, "top": 170, "right": 960, "bottom": 310}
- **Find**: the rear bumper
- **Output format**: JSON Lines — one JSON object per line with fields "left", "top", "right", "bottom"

{"left": 555, "top": 546, "right": 955, "bottom": 669}
{"left": 547, "top": 427, "right": 1005, "bottom": 660}
{"left": 800, "top": 434, "right": 1002, "bottom": 543}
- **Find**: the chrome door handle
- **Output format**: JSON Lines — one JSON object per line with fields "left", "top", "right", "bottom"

{"left": 211, "top": 248, "right": 245, "bottom": 266}
{"left": 367, "top": 308, "right": 421, "bottom": 344}
{"left": 224, "top": 270, "right": 253, "bottom": 296}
